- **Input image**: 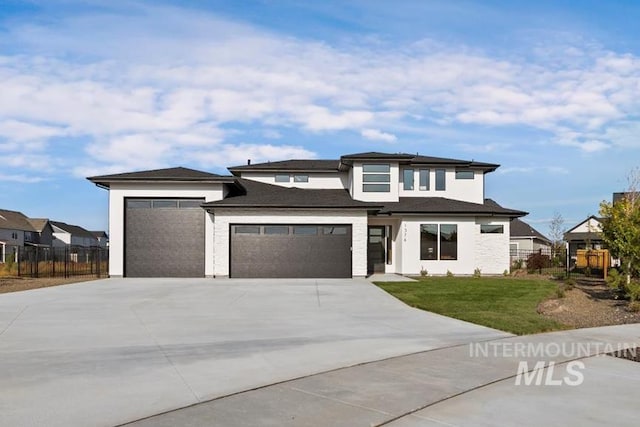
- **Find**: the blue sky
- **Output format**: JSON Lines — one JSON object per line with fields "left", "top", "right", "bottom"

{"left": 1, "top": 0, "right": 640, "bottom": 234}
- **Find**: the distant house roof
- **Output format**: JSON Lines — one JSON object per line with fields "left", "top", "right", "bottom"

{"left": 91, "top": 231, "right": 109, "bottom": 239}
{"left": 564, "top": 215, "right": 602, "bottom": 234}
{"left": 228, "top": 160, "right": 341, "bottom": 175}
{"left": 27, "top": 218, "right": 51, "bottom": 233}
{"left": 202, "top": 180, "right": 525, "bottom": 217}
{"left": 51, "top": 221, "right": 96, "bottom": 239}
{"left": 0, "top": 209, "right": 36, "bottom": 232}
{"left": 88, "top": 167, "right": 235, "bottom": 188}
{"left": 509, "top": 218, "right": 552, "bottom": 244}
{"left": 202, "top": 179, "right": 378, "bottom": 210}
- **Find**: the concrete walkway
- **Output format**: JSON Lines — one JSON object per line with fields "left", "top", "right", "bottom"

{"left": 127, "top": 324, "right": 640, "bottom": 427}
{"left": 0, "top": 278, "right": 506, "bottom": 427}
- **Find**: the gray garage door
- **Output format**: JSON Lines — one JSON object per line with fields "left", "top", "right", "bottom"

{"left": 125, "top": 199, "right": 205, "bottom": 277}
{"left": 230, "top": 224, "right": 352, "bottom": 278}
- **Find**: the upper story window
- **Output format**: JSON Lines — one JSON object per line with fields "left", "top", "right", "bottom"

{"left": 419, "top": 169, "right": 429, "bottom": 191}
{"left": 363, "top": 163, "right": 390, "bottom": 192}
{"left": 293, "top": 174, "right": 309, "bottom": 183}
{"left": 403, "top": 169, "right": 414, "bottom": 190}
{"left": 481, "top": 224, "right": 504, "bottom": 234}
{"left": 275, "top": 174, "right": 290, "bottom": 182}
{"left": 24, "top": 231, "right": 33, "bottom": 242}
{"left": 455, "top": 170, "right": 475, "bottom": 180}
{"left": 435, "top": 169, "right": 446, "bottom": 191}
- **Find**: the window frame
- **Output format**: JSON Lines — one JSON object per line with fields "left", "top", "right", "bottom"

{"left": 403, "top": 168, "right": 415, "bottom": 191}
{"left": 275, "top": 174, "right": 290, "bottom": 183}
{"left": 480, "top": 224, "right": 504, "bottom": 234}
{"left": 439, "top": 224, "right": 458, "bottom": 260}
{"left": 419, "top": 168, "right": 430, "bottom": 191}
{"left": 420, "top": 224, "right": 438, "bottom": 260}
{"left": 455, "top": 170, "right": 475, "bottom": 180}
{"left": 435, "top": 169, "right": 446, "bottom": 191}
{"left": 293, "top": 174, "right": 309, "bottom": 183}
{"left": 362, "top": 163, "right": 391, "bottom": 193}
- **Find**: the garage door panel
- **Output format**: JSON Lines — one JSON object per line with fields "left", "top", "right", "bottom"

{"left": 230, "top": 225, "right": 351, "bottom": 278}
{"left": 125, "top": 199, "right": 204, "bottom": 277}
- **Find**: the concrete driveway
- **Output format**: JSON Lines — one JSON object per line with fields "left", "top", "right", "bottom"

{"left": 0, "top": 278, "right": 507, "bottom": 427}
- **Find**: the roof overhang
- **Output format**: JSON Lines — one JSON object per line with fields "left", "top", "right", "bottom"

{"left": 87, "top": 177, "right": 236, "bottom": 189}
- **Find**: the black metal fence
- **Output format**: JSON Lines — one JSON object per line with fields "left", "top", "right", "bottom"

{"left": 510, "top": 248, "right": 567, "bottom": 277}
{"left": 10, "top": 246, "right": 109, "bottom": 278}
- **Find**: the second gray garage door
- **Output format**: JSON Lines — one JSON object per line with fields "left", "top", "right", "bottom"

{"left": 125, "top": 198, "right": 205, "bottom": 277}
{"left": 230, "top": 224, "right": 352, "bottom": 278}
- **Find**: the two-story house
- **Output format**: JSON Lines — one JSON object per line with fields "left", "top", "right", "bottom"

{"left": 89, "top": 152, "right": 526, "bottom": 278}
{"left": 0, "top": 209, "right": 37, "bottom": 264}
{"left": 51, "top": 221, "right": 100, "bottom": 248}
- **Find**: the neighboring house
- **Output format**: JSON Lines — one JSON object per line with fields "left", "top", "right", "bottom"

{"left": 0, "top": 209, "right": 37, "bottom": 263}
{"left": 88, "top": 152, "right": 527, "bottom": 278}
{"left": 509, "top": 218, "right": 552, "bottom": 253}
{"left": 51, "top": 221, "right": 99, "bottom": 248}
{"left": 91, "top": 231, "right": 109, "bottom": 248}
{"left": 563, "top": 215, "right": 604, "bottom": 259}
{"left": 26, "top": 218, "right": 55, "bottom": 247}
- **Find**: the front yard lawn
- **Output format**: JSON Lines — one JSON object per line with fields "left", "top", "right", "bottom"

{"left": 375, "top": 277, "right": 566, "bottom": 335}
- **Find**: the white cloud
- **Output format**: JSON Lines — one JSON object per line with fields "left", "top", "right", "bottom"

{"left": 498, "top": 166, "right": 569, "bottom": 175}
{"left": 1, "top": 2, "right": 640, "bottom": 179}
{"left": 361, "top": 128, "right": 397, "bottom": 143}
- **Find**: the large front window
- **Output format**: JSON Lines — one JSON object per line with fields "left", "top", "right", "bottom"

{"left": 419, "top": 169, "right": 429, "bottom": 191}
{"left": 363, "top": 164, "right": 390, "bottom": 192}
{"left": 420, "top": 224, "right": 457, "bottom": 260}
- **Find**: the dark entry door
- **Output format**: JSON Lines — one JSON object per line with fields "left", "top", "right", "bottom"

{"left": 368, "top": 226, "right": 386, "bottom": 274}
{"left": 230, "top": 224, "right": 352, "bottom": 278}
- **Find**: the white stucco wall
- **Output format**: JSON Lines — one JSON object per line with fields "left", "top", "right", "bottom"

{"left": 239, "top": 172, "right": 349, "bottom": 189}
{"left": 351, "top": 162, "right": 400, "bottom": 202}
{"left": 212, "top": 209, "right": 369, "bottom": 277}
{"left": 108, "top": 182, "right": 224, "bottom": 277}
{"left": 398, "top": 169, "right": 484, "bottom": 203}
{"left": 392, "top": 216, "right": 510, "bottom": 275}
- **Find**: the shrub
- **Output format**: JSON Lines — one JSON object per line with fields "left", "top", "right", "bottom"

{"left": 420, "top": 267, "right": 428, "bottom": 277}
{"left": 607, "top": 269, "right": 640, "bottom": 301}
{"left": 511, "top": 259, "right": 524, "bottom": 271}
{"left": 555, "top": 286, "right": 566, "bottom": 298}
{"left": 629, "top": 301, "right": 640, "bottom": 313}
{"left": 473, "top": 268, "right": 481, "bottom": 278}
{"left": 503, "top": 269, "right": 509, "bottom": 276}
{"left": 526, "top": 252, "right": 551, "bottom": 272}
{"left": 446, "top": 270, "right": 454, "bottom": 277}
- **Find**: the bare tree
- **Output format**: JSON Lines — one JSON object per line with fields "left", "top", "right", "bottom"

{"left": 548, "top": 211, "right": 566, "bottom": 252}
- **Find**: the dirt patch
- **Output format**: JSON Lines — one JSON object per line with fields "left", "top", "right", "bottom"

{"left": 538, "top": 283, "right": 640, "bottom": 328}
{"left": 0, "top": 276, "right": 102, "bottom": 294}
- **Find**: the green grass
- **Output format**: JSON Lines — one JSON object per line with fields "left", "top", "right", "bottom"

{"left": 375, "top": 277, "right": 567, "bottom": 335}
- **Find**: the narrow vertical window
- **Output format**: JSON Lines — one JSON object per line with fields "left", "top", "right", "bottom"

{"left": 420, "top": 224, "right": 438, "bottom": 260}
{"left": 419, "top": 169, "right": 429, "bottom": 191}
{"left": 435, "top": 169, "right": 446, "bottom": 191}
{"left": 403, "top": 169, "right": 414, "bottom": 190}
{"left": 440, "top": 224, "right": 457, "bottom": 260}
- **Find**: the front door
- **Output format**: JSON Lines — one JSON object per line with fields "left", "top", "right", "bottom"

{"left": 368, "top": 226, "right": 386, "bottom": 274}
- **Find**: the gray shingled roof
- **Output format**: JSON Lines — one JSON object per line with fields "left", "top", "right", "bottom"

{"left": 379, "top": 198, "right": 526, "bottom": 216}
{"left": 510, "top": 218, "right": 551, "bottom": 243}
{"left": 51, "top": 221, "right": 96, "bottom": 239}
{"left": 340, "top": 152, "right": 499, "bottom": 170}
{"left": 228, "top": 159, "right": 340, "bottom": 174}
{"left": 202, "top": 179, "right": 378, "bottom": 209}
{"left": 26, "top": 218, "right": 51, "bottom": 233}
{"left": 88, "top": 167, "right": 235, "bottom": 188}
{"left": 203, "top": 181, "right": 525, "bottom": 217}
{"left": 0, "top": 209, "right": 36, "bottom": 232}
